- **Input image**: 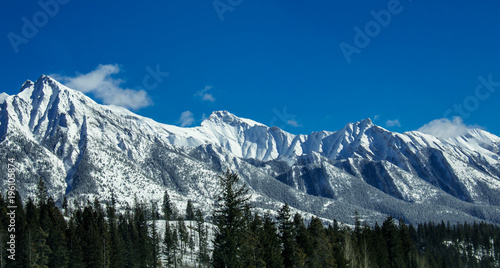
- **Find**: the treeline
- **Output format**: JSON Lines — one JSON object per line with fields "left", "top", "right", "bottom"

{"left": 1, "top": 174, "right": 500, "bottom": 267}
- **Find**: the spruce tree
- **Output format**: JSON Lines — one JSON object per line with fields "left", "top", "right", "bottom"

{"left": 43, "top": 197, "right": 69, "bottom": 268}
{"left": 307, "top": 217, "right": 335, "bottom": 267}
{"left": 382, "top": 216, "right": 404, "bottom": 268}
{"left": 292, "top": 213, "right": 307, "bottom": 267}
{"left": 195, "top": 209, "right": 209, "bottom": 267}
{"left": 211, "top": 170, "right": 252, "bottom": 268}
{"left": 242, "top": 212, "right": 264, "bottom": 267}
{"left": 150, "top": 205, "right": 161, "bottom": 268}
{"left": 163, "top": 223, "right": 178, "bottom": 267}
{"left": 260, "top": 214, "right": 283, "bottom": 268}
{"left": 134, "top": 202, "right": 152, "bottom": 268}
{"left": 66, "top": 216, "right": 85, "bottom": 268}
{"left": 62, "top": 196, "right": 69, "bottom": 217}
{"left": 277, "top": 203, "right": 301, "bottom": 267}
{"left": 399, "top": 218, "right": 417, "bottom": 268}
{"left": 326, "top": 222, "right": 348, "bottom": 268}
{"left": 107, "top": 192, "right": 125, "bottom": 268}
{"left": 162, "top": 190, "right": 175, "bottom": 221}
{"left": 28, "top": 227, "right": 51, "bottom": 268}
{"left": 178, "top": 217, "right": 188, "bottom": 256}
{"left": 185, "top": 199, "right": 195, "bottom": 221}
{"left": 37, "top": 178, "right": 48, "bottom": 207}
{"left": 80, "top": 206, "right": 104, "bottom": 267}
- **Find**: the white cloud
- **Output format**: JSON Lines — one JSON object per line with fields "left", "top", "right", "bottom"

{"left": 177, "top": 111, "right": 195, "bottom": 127}
{"left": 385, "top": 119, "right": 401, "bottom": 127}
{"left": 417, "top": 116, "right": 480, "bottom": 139}
{"left": 202, "top": 93, "right": 216, "bottom": 102}
{"left": 287, "top": 120, "right": 301, "bottom": 127}
{"left": 195, "top": 85, "right": 216, "bottom": 102}
{"left": 53, "top": 64, "right": 152, "bottom": 110}
{"left": 373, "top": 115, "right": 380, "bottom": 120}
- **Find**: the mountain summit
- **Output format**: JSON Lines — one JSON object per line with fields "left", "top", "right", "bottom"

{"left": 1, "top": 76, "right": 500, "bottom": 225}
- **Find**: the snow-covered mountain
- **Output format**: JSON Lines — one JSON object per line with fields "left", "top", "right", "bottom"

{"left": 1, "top": 75, "right": 500, "bottom": 225}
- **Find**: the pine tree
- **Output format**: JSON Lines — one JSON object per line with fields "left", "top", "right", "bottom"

{"left": 42, "top": 197, "right": 69, "bottom": 267}
{"left": 134, "top": 202, "right": 152, "bottom": 268}
{"left": 178, "top": 217, "right": 188, "bottom": 257}
{"left": 80, "top": 206, "right": 104, "bottom": 267}
{"left": 307, "top": 217, "right": 336, "bottom": 267}
{"left": 277, "top": 204, "right": 302, "bottom": 267}
{"left": 260, "top": 214, "right": 283, "bottom": 268}
{"left": 242, "top": 212, "right": 264, "bottom": 267}
{"left": 29, "top": 227, "right": 52, "bottom": 268}
{"left": 94, "top": 198, "right": 110, "bottom": 268}
{"left": 163, "top": 223, "right": 178, "bottom": 267}
{"left": 37, "top": 178, "right": 48, "bottom": 207}
{"left": 150, "top": 204, "right": 161, "bottom": 268}
{"left": 211, "top": 170, "right": 252, "bottom": 268}
{"left": 292, "top": 213, "right": 308, "bottom": 267}
{"left": 66, "top": 216, "right": 85, "bottom": 268}
{"left": 326, "top": 222, "right": 348, "bottom": 268}
{"left": 399, "top": 218, "right": 417, "bottom": 268}
{"left": 185, "top": 199, "right": 195, "bottom": 221}
{"left": 118, "top": 213, "right": 137, "bottom": 268}
{"left": 62, "top": 196, "right": 69, "bottom": 217}
{"left": 162, "top": 190, "right": 175, "bottom": 221}
{"left": 195, "top": 209, "right": 209, "bottom": 267}
{"left": 25, "top": 196, "right": 51, "bottom": 268}
{"left": 382, "top": 216, "right": 404, "bottom": 268}
{"left": 107, "top": 192, "right": 125, "bottom": 268}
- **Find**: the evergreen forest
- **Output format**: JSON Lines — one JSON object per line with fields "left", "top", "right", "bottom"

{"left": 1, "top": 172, "right": 499, "bottom": 268}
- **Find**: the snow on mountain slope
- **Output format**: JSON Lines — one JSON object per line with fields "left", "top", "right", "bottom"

{"left": 0, "top": 93, "right": 8, "bottom": 104}
{"left": 1, "top": 75, "right": 500, "bottom": 225}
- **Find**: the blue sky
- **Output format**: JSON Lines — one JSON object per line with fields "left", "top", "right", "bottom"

{"left": 1, "top": 0, "right": 500, "bottom": 136}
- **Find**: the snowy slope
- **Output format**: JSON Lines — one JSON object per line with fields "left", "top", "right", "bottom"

{"left": 1, "top": 75, "right": 500, "bottom": 225}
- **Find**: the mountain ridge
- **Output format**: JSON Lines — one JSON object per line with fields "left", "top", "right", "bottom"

{"left": 1, "top": 75, "right": 500, "bottom": 225}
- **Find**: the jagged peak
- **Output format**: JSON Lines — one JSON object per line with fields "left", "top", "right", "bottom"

{"left": 204, "top": 110, "right": 267, "bottom": 128}
{"left": 357, "top": 118, "right": 373, "bottom": 127}
{"left": 35, "top": 74, "right": 64, "bottom": 88}
{"left": 19, "top": 80, "right": 34, "bottom": 92}
{"left": 208, "top": 110, "right": 233, "bottom": 119}
{"left": 342, "top": 118, "right": 375, "bottom": 132}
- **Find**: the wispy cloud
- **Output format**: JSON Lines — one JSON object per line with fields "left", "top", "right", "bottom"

{"left": 287, "top": 120, "right": 301, "bottom": 127}
{"left": 177, "top": 111, "right": 195, "bottom": 127}
{"left": 52, "top": 64, "right": 152, "bottom": 110}
{"left": 417, "top": 117, "right": 481, "bottom": 139}
{"left": 195, "top": 85, "right": 216, "bottom": 102}
{"left": 385, "top": 119, "right": 401, "bottom": 127}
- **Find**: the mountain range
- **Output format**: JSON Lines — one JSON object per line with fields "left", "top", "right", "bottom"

{"left": 1, "top": 75, "right": 500, "bottom": 225}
